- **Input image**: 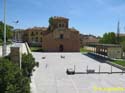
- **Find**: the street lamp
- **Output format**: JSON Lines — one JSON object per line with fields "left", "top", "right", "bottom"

{"left": 13, "top": 20, "right": 19, "bottom": 42}
{"left": 2, "top": 0, "right": 7, "bottom": 57}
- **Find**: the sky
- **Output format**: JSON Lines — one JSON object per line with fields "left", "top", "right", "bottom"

{"left": 0, "top": 0, "right": 125, "bottom": 36}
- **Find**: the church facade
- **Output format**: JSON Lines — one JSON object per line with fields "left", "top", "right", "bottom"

{"left": 42, "top": 16, "right": 80, "bottom": 52}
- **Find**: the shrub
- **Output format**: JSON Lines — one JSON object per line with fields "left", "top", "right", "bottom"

{"left": 0, "top": 58, "right": 30, "bottom": 93}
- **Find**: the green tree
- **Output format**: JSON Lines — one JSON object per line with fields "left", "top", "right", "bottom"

{"left": 99, "top": 32, "right": 117, "bottom": 44}
{"left": 49, "top": 17, "right": 53, "bottom": 25}
{"left": 22, "top": 53, "right": 36, "bottom": 77}
{"left": 0, "top": 21, "right": 13, "bottom": 41}
{"left": 0, "top": 58, "right": 30, "bottom": 93}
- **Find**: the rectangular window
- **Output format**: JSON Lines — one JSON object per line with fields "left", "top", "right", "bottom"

{"left": 60, "top": 34, "right": 64, "bottom": 39}
{"left": 31, "top": 32, "right": 34, "bottom": 36}
{"left": 40, "top": 37, "right": 42, "bottom": 42}
{"left": 41, "top": 32, "right": 43, "bottom": 35}
{"left": 36, "top": 32, "right": 38, "bottom": 35}
{"left": 36, "top": 37, "right": 38, "bottom": 42}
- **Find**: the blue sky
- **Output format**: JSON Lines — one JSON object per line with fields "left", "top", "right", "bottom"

{"left": 0, "top": 0, "right": 125, "bottom": 36}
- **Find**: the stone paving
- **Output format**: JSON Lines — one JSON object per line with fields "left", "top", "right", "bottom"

{"left": 31, "top": 52, "right": 125, "bottom": 93}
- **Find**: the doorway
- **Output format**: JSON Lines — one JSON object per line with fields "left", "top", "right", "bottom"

{"left": 59, "top": 44, "right": 64, "bottom": 52}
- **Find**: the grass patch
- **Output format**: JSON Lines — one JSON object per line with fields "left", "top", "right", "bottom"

{"left": 112, "top": 60, "right": 125, "bottom": 67}
{"left": 80, "top": 48, "right": 92, "bottom": 53}
{"left": 30, "top": 47, "right": 44, "bottom": 52}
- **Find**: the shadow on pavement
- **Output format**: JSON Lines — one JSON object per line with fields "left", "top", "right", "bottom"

{"left": 83, "top": 53, "right": 112, "bottom": 63}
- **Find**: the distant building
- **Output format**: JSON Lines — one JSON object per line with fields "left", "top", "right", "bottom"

{"left": 88, "top": 44, "right": 123, "bottom": 59}
{"left": 14, "top": 16, "right": 80, "bottom": 52}
{"left": 80, "top": 34, "right": 99, "bottom": 47}
{"left": 13, "top": 29, "right": 25, "bottom": 42}
{"left": 115, "top": 33, "right": 125, "bottom": 37}
{"left": 23, "top": 27, "right": 47, "bottom": 47}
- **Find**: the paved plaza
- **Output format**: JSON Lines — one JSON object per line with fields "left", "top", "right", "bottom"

{"left": 31, "top": 52, "right": 125, "bottom": 93}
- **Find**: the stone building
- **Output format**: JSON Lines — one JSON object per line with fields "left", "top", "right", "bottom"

{"left": 14, "top": 16, "right": 80, "bottom": 52}
{"left": 80, "top": 34, "right": 99, "bottom": 47}
{"left": 88, "top": 44, "right": 123, "bottom": 59}
{"left": 23, "top": 27, "right": 47, "bottom": 46}
{"left": 42, "top": 16, "right": 80, "bottom": 52}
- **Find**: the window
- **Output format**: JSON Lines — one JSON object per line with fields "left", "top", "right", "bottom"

{"left": 59, "top": 23, "right": 61, "bottom": 27}
{"left": 36, "top": 32, "right": 38, "bottom": 35}
{"left": 41, "top": 32, "right": 43, "bottom": 35}
{"left": 60, "top": 34, "right": 64, "bottom": 39}
{"left": 40, "top": 37, "right": 42, "bottom": 42}
{"left": 32, "top": 37, "right": 33, "bottom": 41}
{"left": 36, "top": 37, "right": 38, "bottom": 42}
{"left": 31, "top": 32, "right": 34, "bottom": 35}
{"left": 117, "top": 51, "right": 120, "bottom": 53}
{"left": 62, "top": 24, "right": 64, "bottom": 27}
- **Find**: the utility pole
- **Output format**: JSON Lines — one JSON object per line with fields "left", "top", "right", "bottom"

{"left": 117, "top": 21, "right": 120, "bottom": 44}
{"left": 2, "top": 0, "right": 7, "bottom": 57}
{"left": 13, "top": 20, "right": 19, "bottom": 42}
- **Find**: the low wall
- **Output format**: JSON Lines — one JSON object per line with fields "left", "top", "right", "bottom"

{"left": 89, "top": 52, "right": 125, "bottom": 70}
{"left": 107, "top": 61, "right": 125, "bottom": 70}
{"left": 10, "top": 43, "right": 31, "bottom": 65}
{"left": 25, "top": 42, "right": 31, "bottom": 54}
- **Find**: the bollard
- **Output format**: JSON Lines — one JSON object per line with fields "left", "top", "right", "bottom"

{"left": 87, "top": 65, "right": 88, "bottom": 74}
{"left": 111, "top": 65, "right": 112, "bottom": 74}
{"left": 74, "top": 65, "right": 76, "bottom": 73}
{"left": 122, "top": 70, "right": 124, "bottom": 75}
{"left": 99, "top": 65, "right": 100, "bottom": 74}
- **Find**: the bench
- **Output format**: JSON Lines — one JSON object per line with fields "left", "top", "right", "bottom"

{"left": 87, "top": 69, "right": 95, "bottom": 73}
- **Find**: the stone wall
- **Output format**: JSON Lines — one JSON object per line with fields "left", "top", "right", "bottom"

{"left": 42, "top": 30, "right": 80, "bottom": 52}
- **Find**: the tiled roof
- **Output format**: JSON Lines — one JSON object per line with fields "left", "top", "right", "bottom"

{"left": 26, "top": 27, "right": 47, "bottom": 31}
{"left": 68, "top": 28, "right": 79, "bottom": 32}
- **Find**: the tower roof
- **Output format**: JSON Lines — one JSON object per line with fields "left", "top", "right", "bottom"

{"left": 51, "top": 16, "right": 69, "bottom": 20}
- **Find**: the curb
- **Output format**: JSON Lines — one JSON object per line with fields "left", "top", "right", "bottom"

{"left": 106, "top": 61, "right": 125, "bottom": 70}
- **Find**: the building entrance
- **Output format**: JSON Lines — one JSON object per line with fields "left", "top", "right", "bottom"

{"left": 59, "top": 45, "right": 63, "bottom": 52}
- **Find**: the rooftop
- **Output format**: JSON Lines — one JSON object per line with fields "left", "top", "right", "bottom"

{"left": 26, "top": 27, "right": 47, "bottom": 31}
{"left": 51, "top": 16, "right": 69, "bottom": 20}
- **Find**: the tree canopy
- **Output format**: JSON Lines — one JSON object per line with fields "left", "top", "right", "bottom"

{"left": 99, "top": 32, "right": 117, "bottom": 44}
{"left": 0, "top": 58, "right": 30, "bottom": 93}
{"left": 0, "top": 21, "right": 13, "bottom": 41}
{"left": 0, "top": 53, "right": 38, "bottom": 93}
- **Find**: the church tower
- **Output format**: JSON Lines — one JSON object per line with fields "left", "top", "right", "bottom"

{"left": 48, "top": 16, "right": 69, "bottom": 31}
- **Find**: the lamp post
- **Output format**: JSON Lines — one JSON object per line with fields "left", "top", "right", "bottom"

{"left": 2, "top": 0, "right": 7, "bottom": 57}
{"left": 13, "top": 20, "right": 19, "bottom": 42}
